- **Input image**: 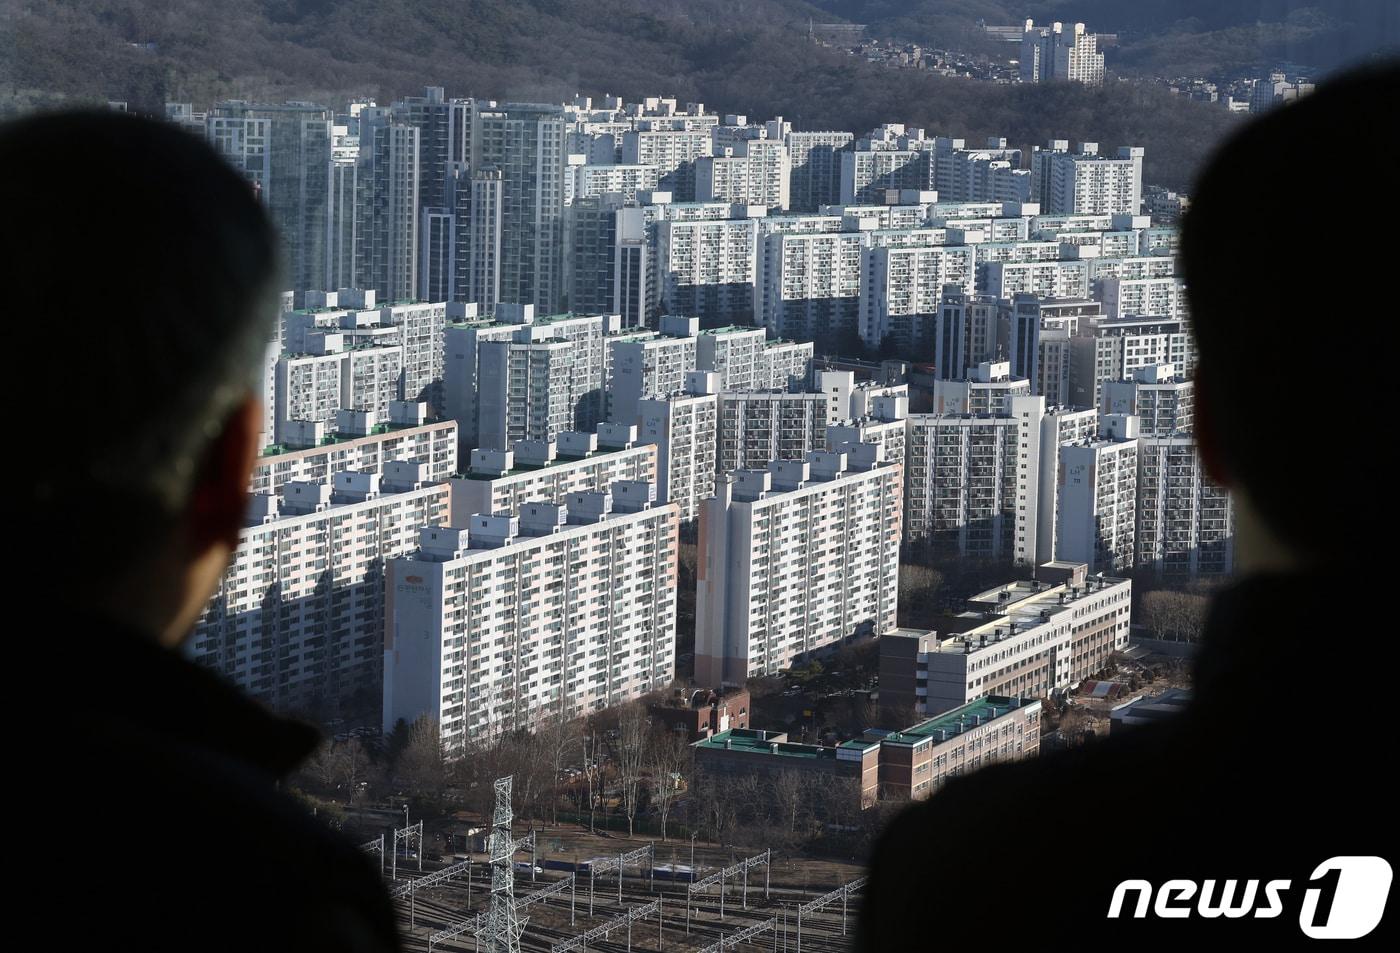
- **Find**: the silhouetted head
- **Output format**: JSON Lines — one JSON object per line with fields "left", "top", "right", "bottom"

{"left": 3, "top": 108, "right": 279, "bottom": 643}
{"left": 1183, "top": 60, "right": 1399, "bottom": 568}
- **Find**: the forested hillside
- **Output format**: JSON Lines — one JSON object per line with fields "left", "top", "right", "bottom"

{"left": 2, "top": 0, "right": 1255, "bottom": 189}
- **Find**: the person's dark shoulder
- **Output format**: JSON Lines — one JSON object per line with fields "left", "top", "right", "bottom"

{"left": 49, "top": 709, "right": 399, "bottom": 951}
{"left": 859, "top": 722, "right": 1179, "bottom": 949}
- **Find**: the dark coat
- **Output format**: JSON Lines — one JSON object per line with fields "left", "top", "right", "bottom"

{"left": 858, "top": 571, "right": 1395, "bottom": 948}
{"left": 44, "top": 619, "right": 401, "bottom": 951}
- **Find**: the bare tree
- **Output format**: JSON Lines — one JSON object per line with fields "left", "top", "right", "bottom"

{"left": 647, "top": 728, "right": 690, "bottom": 841}
{"left": 537, "top": 709, "right": 581, "bottom": 827}
{"left": 581, "top": 729, "right": 604, "bottom": 833}
{"left": 398, "top": 716, "right": 448, "bottom": 809}
{"left": 769, "top": 770, "right": 807, "bottom": 836}
{"left": 1139, "top": 590, "right": 1210, "bottom": 642}
{"left": 616, "top": 703, "right": 651, "bottom": 838}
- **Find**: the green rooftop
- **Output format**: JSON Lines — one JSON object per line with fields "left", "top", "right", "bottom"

{"left": 876, "top": 695, "right": 1034, "bottom": 747}
{"left": 695, "top": 728, "right": 838, "bottom": 761}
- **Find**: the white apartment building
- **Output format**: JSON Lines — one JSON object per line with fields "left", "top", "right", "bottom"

{"left": 1020, "top": 21, "right": 1104, "bottom": 85}
{"left": 275, "top": 342, "right": 403, "bottom": 444}
{"left": 1035, "top": 406, "right": 1100, "bottom": 564}
{"left": 693, "top": 325, "right": 812, "bottom": 392}
{"left": 1098, "top": 275, "right": 1187, "bottom": 320}
{"left": 1069, "top": 316, "right": 1194, "bottom": 407}
{"left": 717, "top": 390, "right": 834, "bottom": 476}
{"left": 1057, "top": 415, "right": 1139, "bottom": 573}
{"left": 656, "top": 215, "right": 761, "bottom": 322}
{"left": 696, "top": 448, "right": 902, "bottom": 686}
{"left": 826, "top": 395, "right": 908, "bottom": 470}
{"left": 252, "top": 415, "right": 458, "bottom": 494}
{"left": 760, "top": 338, "right": 816, "bottom": 391}
{"left": 931, "top": 361, "right": 1032, "bottom": 415}
{"left": 861, "top": 243, "right": 977, "bottom": 350}
{"left": 983, "top": 259, "right": 1091, "bottom": 300}
{"left": 1088, "top": 255, "right": 1176, "bottom": 283}
{"left": 757, "top": 229, "right": 865, "bottom": 344}
{"left": 622, "top": 127, "right": 714, "bottom": 200}
{"left": 450, "top": 428, "right": 655, "bottom": 524}
{"left": 1137, "top": 435, "right": 1234, "bottom": 578}
{"left": 191, "top": 469, "right": 450, "bottom": 719}
{"left": 903, "top": 398, "right": 1042, "bottom": 561}
{"left": 1032, "top": 142, "right": 1143, "bottom": 216}
{"left": 786, "top": 130, "right": 854, "bottom": 212}
{"left": 1102, "top": 363, "right": 1194, "bottom": 436}
{"left": 697, "top": 139, "right": 791, "bottom": 211}
{"left": 384, "top": 485, "right": 679, "bottom": 749}
{"left": 476, "top": 309, "right": 619, "bottom": 450}
{"left": 638, "top": 376, "right": 721, "bottom": 524}
{"left": 970, "top": 240, "right": 1062, "bottom": 295}
{"left": 571, "top": 163, "right": 661, "bottom": 203}
{"left": 915, "top": 564, "right": 1131, "bottom": 714}
{"left": 608, "top": 315, "right": 700, "bottom": 424}
{"left": 840, "top": 148, "right": 931, "bottom": 205}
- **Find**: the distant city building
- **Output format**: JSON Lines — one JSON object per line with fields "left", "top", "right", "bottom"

{"left": 1020, "top": 21, "right": 1104, "bottom": 86}
{"left": 1031, "top": 141, "right": 1143, "bottom": 215}
{"left": 208, "top": 101, "right": 334, "bottom": 294}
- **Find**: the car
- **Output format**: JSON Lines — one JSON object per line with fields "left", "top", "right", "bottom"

{"left": 513, "top": 862, "right": 544, "bottom": 875}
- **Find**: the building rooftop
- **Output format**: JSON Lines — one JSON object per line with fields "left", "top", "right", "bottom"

{"left": 876, "top": 696, "right": 1036, "bottom": 746}
{"left": 694, "top": 728, "right": 839, "bottom": 761}
{"left": 260, "top": 420, "right": 440, "bottom": 457}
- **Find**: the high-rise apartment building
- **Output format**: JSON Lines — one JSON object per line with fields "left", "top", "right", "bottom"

{"left": 476, "top": 103, "right": 568, "bottom": 311}
{"left": 356, "top": 111, "right": 420, "bottom": 302}
{"left": 1069, "top": 316, "right": 1194, "bottom": 407}
{"left": 697, "top": 139, "right": 791, "bottom": 211}
{"left": 696, "top": 448, "right": 902, "bottom": 686}
{"left": 786, "top": 131, "right": 854, "bottom": 212}
{"left": 717, "top": 390, "right": 834, "bottom": 476}
{"left": 656, "top": 215, "right": 761, "bottom": 323}
{"left": 757, "top": 229, "right": 865, "bottom": 346}
{"left": 932, "top": 286, "right": 1002, "bottom": 380}
{"left": 1136, "top": 435, "right": 1234, "bottom": 578}
{"left": 1031, "top": 141, "right": 1143, "bottom": 215}
{"left": 384, "top": 486, "right": 679, "bottom": 748}
{"left": 903, "top": 394, "right": 1043, "bottom": 562}
{"left": 638, "top": 373, "right": 721, "bottom": 524}
{"left": 862, "top": 244, "right": 977, "bottom": 351}
{"left": 608, "top": 315, "right": 700, "bottom": 424}
{"left": 208, "top": 101, "right": 334, "bottom": 294}
{"left": 191, "top": 470, "right": 450, "bottom": 720}
{"left": 1101, "top": 363, "right": 1194, "bottom": 436}
{"left": 1020, "top": 21, "right": 1104, "bottom": 86}
{"left": 1056, "top": 415, "right": 1139, "bottom": 573}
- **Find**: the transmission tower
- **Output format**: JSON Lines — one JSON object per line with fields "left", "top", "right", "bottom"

{"left": 480, "top": 776, "right": 526, "bottom": 953}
